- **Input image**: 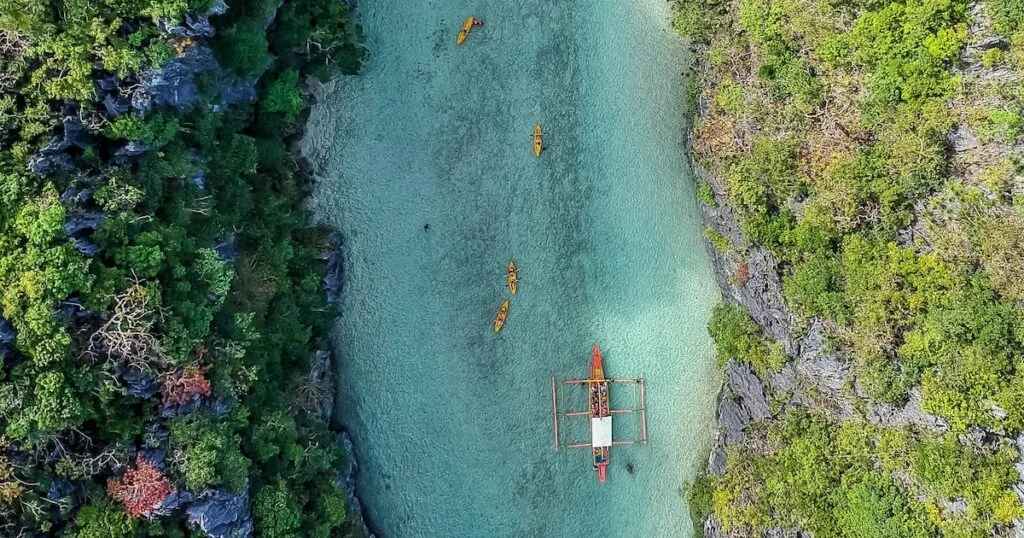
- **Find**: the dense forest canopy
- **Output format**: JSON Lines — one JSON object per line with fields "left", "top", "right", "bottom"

{"left": 0, "top": 0, "right": 364, "bottom": 535}
{"left": 678, "top": 0, "right": 1024, "bottom": 535}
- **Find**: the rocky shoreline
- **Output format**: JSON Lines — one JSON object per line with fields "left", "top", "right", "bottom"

{"left": 687, "top": 1, "right": 1024, "bottom": 532}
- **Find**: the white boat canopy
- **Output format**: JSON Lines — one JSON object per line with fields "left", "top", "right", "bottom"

{"left": 591, "top": 416, "right": 612, "bottom": 448}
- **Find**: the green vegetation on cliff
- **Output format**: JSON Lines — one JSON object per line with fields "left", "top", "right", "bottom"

{"left": 0, "top": 0, "right": 364, "bottom": 535}
{"left": 677, "top": 0, "right": 1024, "bottom": 535}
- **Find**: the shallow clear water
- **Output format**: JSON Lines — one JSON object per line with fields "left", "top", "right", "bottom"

{"left": 301, "top": 0, "right": 720, "bottom": 535}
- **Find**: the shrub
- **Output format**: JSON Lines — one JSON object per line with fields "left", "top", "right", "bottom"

{"left": 697, "top": 181, "right": 717, "bottom": 206}
{"left": 708, "top": 302, "right": 782, "bottom": 373}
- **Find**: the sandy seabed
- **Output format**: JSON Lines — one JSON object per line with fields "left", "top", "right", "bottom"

{"left": 301, "top": 1, "right": 721, "bottom": 536}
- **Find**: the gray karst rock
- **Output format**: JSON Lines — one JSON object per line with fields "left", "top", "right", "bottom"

{"left": 186, "top": 489, "right": 253, "bottom": 538}
{"left": 209, "top": 0, "right": 229, "bottom": 16}
{"left": 134, "top": 45, "right": 256, "bottom": 116}
{"left": 64, "top": 212, "right": 102, "bottom": 236}
{"left": 703, "top": 515, "right": 724, "bottom": 538}
{"left": 65, "top": 211, "right": 104, "bottom": 257}
{"left": 97, "top": 75, "right": 119, "bottom": 92}
{"left": 28, "top": 152, "right": 74, "bottom": 176}
{"left": 975, "top": 35, "right": 1008, "bottom": 50}
{"left": 115, "top": 141, "right": 152, "bottom": 158}
{"left": 159, "top": 393, "right": 206, "bottom": 418}
{"left": 709, "top": 443, "right": 727, "bottom": 476}
{"left": 190, "top": 167, "right": 207, "bottom": 190}
{"left": 213, "top": 237, "right": 237, "bottom": 263}
{"left": 718, "top": 398, "right": 750, "bottom": 443}
{"left": 103, "top": 93, "right": 131, "bottom": 117}
{"left": 155, "top": 489, "right": 195, "bottom": 516}
{"left": 117, "top": 366, "right": 159, "bottom": 400}
{"left": 134, "top": 46, "right": 219, "bottom": 113}
{"left": 56, "top": 294, "right": 89, "bottom": 322}
{"left": 131, "top": 90, "right": 153, "bottom": 115}
{"left": 61, "top": 117, "right": 91, "bottom": 149}
{"left": 726, "top": 360, "right": 771, "bottom": 420}
{"left": 0, "top": 315, "right": 15, "bottom": 346}
{"left": 60, "top": 186, "right": 93, "bottom": 205}
{"left": 794, "top": 354, "right": 847, "bottom": 393}
{"left": 46, "top": 477, "right": 76, "bottom": 503}
{"left": 742, "top": 248, "right": 796, "bottom": 354}
{"left": 0, "top": 315, "right": 15, "bottom": 360}
{"left": 212, "top": 75, "right": 258, "bottom": 110}
{"left": 866, "top": 388, "right": 949, "bottom": 431}
{"left": 158, "top": 14, "right": 216, "bottom": 38}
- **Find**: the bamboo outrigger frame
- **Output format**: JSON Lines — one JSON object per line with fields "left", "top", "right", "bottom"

{"left": 549, "top": 376, "right": 648, "bottom": 451}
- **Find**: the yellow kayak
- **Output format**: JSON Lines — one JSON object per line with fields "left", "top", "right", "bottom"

{"left": 494, "top": 299, "right": 509, "bottom": 333}
{"left": 533, "top": 124, "right": 543, "bottom": 156}
{"left": 507, "top": 260, "right": 518, "bottom": 295}
{"left": 456, "top": 17, "right": 474, "bottom": 45}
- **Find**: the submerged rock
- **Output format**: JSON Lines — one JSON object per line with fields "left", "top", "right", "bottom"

{"left": 323, "top": 234, "right": 344, "bottom": 304}
{"left": 335, "top": 431, "right": 376, "bottom": 538}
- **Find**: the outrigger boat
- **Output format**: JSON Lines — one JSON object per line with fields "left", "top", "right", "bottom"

{"left": 456, "top": 17, "right": 483, "bottom": 45}
{"left": 550, "top": 345, "right": 648, "bottom": 483}
{"left": 533, "top": 124, "right": 543, "bottom": 156}
{"left": 590, "top": 345, "right": 611, "bottom": 482}
{"left": 493, "top": 299, "right": 509, "bottom": 332}
{"left": 507, "top": 260, "right": 518, "bottom": 295}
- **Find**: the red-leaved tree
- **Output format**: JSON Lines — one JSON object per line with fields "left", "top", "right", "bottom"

{"left": 733, "top": 262, "right": 750, "bottom": 286}
{"left": 160, "top": 366, "right": 212, "bottom": 406}
{"left": 107, "top": 455, "right": 174, "bottom": 517}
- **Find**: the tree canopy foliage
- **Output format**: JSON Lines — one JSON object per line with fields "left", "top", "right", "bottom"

{"left": 0, "top": 0, "right": 365, "bottom": 534}
{"left": 679, "top": 0, "right": 1024, "bottom": 534}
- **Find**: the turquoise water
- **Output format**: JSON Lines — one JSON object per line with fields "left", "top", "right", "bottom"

{"left": 301, "top": 1, "right": 720, "bottom": 535}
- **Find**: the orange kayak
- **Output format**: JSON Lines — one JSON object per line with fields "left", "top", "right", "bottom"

{"left": 456, "top": 17, "right": 474, "bottom": 45}
{"left": 507, "top": 260, "right": 518, "bottom": 295}
{"left": 533, "top": 124, "right": 543, "bottom": 156}
{"left": 493, "top": 299, "right": 509, "bottom": 332}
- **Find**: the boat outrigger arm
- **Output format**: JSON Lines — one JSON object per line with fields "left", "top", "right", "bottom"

{"left": 550, "top": 345, "right": 648, "bottom": 483}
